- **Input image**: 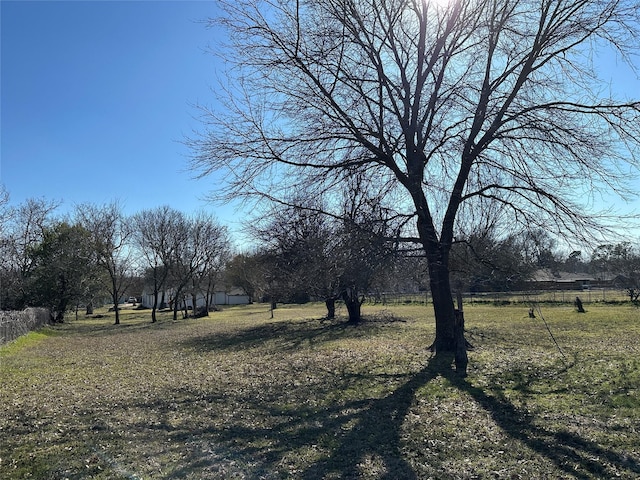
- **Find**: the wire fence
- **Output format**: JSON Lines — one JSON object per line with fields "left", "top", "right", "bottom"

{"left": 0, "top": 308, "right": 50, "bottom": 346}
{"left": 367, "top": 288, "right": 633, "bottom": 306}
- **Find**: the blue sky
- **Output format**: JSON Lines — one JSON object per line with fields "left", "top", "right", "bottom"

{"left": 1, "top": 1, "right": 239, "bottom": 225}
{"left": 1, "top": 1, "right": 639, "bottom": 244}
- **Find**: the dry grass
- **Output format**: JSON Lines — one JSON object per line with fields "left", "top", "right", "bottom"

{"left": 1, "top": 302, "right": 639, "bottom": 479}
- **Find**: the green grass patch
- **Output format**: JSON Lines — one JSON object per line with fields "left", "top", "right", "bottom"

{"left": 1, "top": 302, "right": 639, "bottom": 479}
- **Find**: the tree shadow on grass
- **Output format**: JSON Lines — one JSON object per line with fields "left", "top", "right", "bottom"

{"left": 77, "top": 351, "right": 640, "bottom": 479}
{"left": 71, "top": 316, "right": 640, "bottom": 480}
{"left": 178, "top": 316, "right": 400, "bottom": 355}
{"left": 115, "top": 365, "right": 440, "bottom": 479}
{"left": 297, "top": 366, "right": 439, "bottom": 479}
{"left": 442, "top": 359, "right": 640, "bottom": 480}
{"left": 183, "top": 356, "right": 640, "bottom": 479}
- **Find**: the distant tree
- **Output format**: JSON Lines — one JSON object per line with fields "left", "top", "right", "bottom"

{"left": 450, "top": 230, "right": 534, "bottom": 293}
{"left": 192, "top": 0, "right": 640, "bottom": 373}
{"left": 335, "top": 181, "right": 401, "bottom": 323}
{"left": 186, "top": 212, "right": 231, "bottom": 316}
{"left": 165, "top": 212, "right": 229, "bottom": 320}
{"left": 592, "top": 242, "right": 640, "bottom": 302}
{"left": 26, "top": 222, "right": 97, "bottom": 322}
{"left": 248, "top": 201, "right": 341, "bottom": 312}
{"left": 249, "top": 184, "right": 400, "bottom": 323}
{"left": 520, "top": 229, "right": 560, "bottom": 271}
{"left": 0, "top": 185, "right": 9, "bottom": 225}
{"left": 225, "top": 253, "right": 261, "bottom": 302}
{"left": 564, "top": 250, "right": 585, "bottom": 274}
{"left": 132, "top": 206, "right": 185, "bottom": 322}
{"left": 76, "top": 202, "right": 133, "bottom": 325}
{"left": 0, "top": 197, "right": 59, "bottom": 310}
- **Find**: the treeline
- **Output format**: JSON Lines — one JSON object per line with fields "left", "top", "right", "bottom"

{"left": 1, "top": 188, "right": 639, "bottom": 326}
{"left": 0, "top": 193, "right": 230, "bottom": 324}
{"left": 221, "top": 201, "right": 640, "bottom": 322}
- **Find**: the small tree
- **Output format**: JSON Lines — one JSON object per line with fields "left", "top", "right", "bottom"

{"left": 187, "top": 212, "right": 231, "bottom": 316}
{"left": 132, "top": 206, "right": 185, "bottom": 322}
{"left": 248, "top": 201, "right": 340, "bottom": 311}
{"left": 335, "top": 185, "right": 401, "bottom": 323}
{"left": 165, "top": 212, "right": 229, "bottom": 320}
{"left": 249, "top": 183, "right": 400, "bottom": 323}
{"left": 27, "top": 222, "right": 97, "bottom": 322}
{"left": 225, "top": 253, "right": 261, "bottom": 303}
{"left": 592, "top": 242, "right": 640, "bottom": 302}
{"left": 76, "top": 202, "right": 133, "bottom": 325}
{"left": 0, "top": 197, "right": 59, "bottom": 310}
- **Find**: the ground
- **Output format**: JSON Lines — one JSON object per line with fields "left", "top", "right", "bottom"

{"left": 1, "top": 301, "right": 639, "bottom": 479}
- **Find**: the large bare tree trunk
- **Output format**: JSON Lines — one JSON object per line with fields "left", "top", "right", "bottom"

{"left": 342, "top": 288, "right": 363, "bottom": 324}
{"left": 427, "top": 258, "right": 456, "bottom": 351}
{"left": 421, "top": 229, "right": 468, "bottom": 375}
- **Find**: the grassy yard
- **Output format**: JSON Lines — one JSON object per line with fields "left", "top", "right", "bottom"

{"left": 1, "top": 301, "right": 639, "bottom": 479}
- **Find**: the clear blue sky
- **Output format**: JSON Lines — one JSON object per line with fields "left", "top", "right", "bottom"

{"left": 1, "top": 1, "right": 237, "bottom": 223}
{"left": 1, "top": 1, "right": 639, "bottom": 243}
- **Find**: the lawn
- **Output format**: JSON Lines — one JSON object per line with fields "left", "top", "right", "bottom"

{"left": 1, "top": 301, "right": 639, "bottom": 479}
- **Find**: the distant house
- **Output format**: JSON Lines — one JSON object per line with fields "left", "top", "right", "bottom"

{"left": 213, "top": 287, "right": 252, "bottom": 306}
{"left": 528, "top": 269, "right": 597, "bottom": 291}
{"left": 140, "top": 287, "right": 250, "bottom": 310}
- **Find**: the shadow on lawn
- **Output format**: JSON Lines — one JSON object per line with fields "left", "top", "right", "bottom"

{"left": 442, "top": 362, "right": 640, "bottom": 480}
{"left": 205, "top": 360, "right": 637, "bottom": 479}
{"left": 179, "top": 315, "right": 401, "bottom": 354}
{"left": 122, "top": 365, "right": 439, "bottom": 479}
{"left": 296, "top": 366, "right": 439, "bottom": 479}
{"left": 97, "top": 318, "right": 640, "bottom": 479}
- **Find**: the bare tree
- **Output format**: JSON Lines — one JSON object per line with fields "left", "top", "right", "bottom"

{"left": 132, "top": 206, "right": 185, "bottom": 322}
{"left": 225, "top": 253, "right": 261, "bottom": 302}
{"left": 592, "top": 241, "right": 640, "bottom": 302}
{"left": 0, "top": 197, "right": 59, "bottom": 310}
{"left": 248, "top": 200, "right": 342, "bottom": 314}
{"left": 76, "top": 202, "right": 133, "bottom": 325}
{"left": 249, "top": 185, "right": 400, "bottom": 323}
{"left": 0, "top": 185, "right": 10, "bottom": 227}
{"left": 187, "top": 212, "right": 231, "bottom": 316}
{"left": 165, "top": 212, "right": 229, "bottom": 320}
{"left": 335, "top": 176, "right": 403, "bottom": 323}
{"left": 190, "top": 0, "right": 640, "bottom": 373}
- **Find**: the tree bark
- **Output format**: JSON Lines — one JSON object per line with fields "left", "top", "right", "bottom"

{"left": 325, "top": 297, "right": 336, "bottom": 319}
{"left": 413, "top": 191, "right": 468, "bottom": 373}
{"left": 423, "top": 246, "right": 469, "bottom": 375}
{"left": 172, "top": 296, "right": 179, "bottom": 321}
{"left": 151, "top": 290, "right": 158, "bottom": 323}
{"left": 160, "top": 290, "right": 167, "bottom": 309}
{"left": 426, "top": 258, "right": 456, "bottom": 352}
{"left": 342, "top": 288, "right": 362, "bottom": 324}
{"left": 112, "top": 281, "right": 120, "bottom": 325}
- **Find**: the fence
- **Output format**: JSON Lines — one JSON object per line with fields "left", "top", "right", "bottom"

{"left": 368, "top": 287, "right": 632, "bottom": 306}
{"left": 0, "top": 308, "right": 50, "bottom": 346}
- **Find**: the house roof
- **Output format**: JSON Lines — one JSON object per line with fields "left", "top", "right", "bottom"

{"left": 531, "top": 269, "right": 596, "bottom": 283}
